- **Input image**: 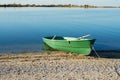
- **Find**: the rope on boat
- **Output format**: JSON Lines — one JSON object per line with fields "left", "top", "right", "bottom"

{"left": 92, "top": 45, "right": 100, "bottom": 58}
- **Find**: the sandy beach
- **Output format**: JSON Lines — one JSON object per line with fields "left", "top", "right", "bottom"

{"left": 0, "top": 51, "right": 120, "bottom": 80}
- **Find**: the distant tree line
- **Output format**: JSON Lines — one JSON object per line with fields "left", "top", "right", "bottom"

{"left": 0, "top": 4, "right": 97, "bottom": 8}
{"left": 0, "top": 4, "right": 119, "bottom": 8}
{"left": 0, "top": 4, "right": 77, "bottom": 7}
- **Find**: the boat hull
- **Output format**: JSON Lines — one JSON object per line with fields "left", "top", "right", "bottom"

{"left": 43, "top": 36, "right": 95, "bottom": 55}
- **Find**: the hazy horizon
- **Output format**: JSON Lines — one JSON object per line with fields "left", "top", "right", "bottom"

{"left": 0, "top": 0, "right": 120, "bottom": 6}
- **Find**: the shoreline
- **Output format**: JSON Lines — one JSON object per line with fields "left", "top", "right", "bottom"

{"left": 0, "top": 7, "right": 120, "bottom": 8}
{"left": 0, "top": 5, "right": 120, "bottom": 8}
{"left": 1, "top": 50, "right": 120, "bottom": 58}
{"left": 0, "top": 51, "right": 120, "bottom": 80}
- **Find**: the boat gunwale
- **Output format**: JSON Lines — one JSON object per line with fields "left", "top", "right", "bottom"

{"left": 43, "top": 37, "right": 95, "bottom": 42}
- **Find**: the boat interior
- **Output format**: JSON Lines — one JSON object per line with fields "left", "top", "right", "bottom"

{"left": 44, "top": 36, "right": 86, "bottom": 41}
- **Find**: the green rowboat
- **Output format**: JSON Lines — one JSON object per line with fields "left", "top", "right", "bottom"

{"left": 43, "top": 35, "right": 96, "bottom": 55}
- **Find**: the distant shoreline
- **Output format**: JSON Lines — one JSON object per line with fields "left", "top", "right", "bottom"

{"left": 0, "top": 4, "right": 120, "bottom": 8}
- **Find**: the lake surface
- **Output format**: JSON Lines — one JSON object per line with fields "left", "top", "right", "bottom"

{"left": 0, "top": 7, "right": 120, "bottom": 54}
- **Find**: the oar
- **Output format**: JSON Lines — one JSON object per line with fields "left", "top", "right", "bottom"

{"left": 78, "top": 34, "right": 90, "bottom": 39}
{"left": 52, "top": 35, "right": 56, "bottom": 40}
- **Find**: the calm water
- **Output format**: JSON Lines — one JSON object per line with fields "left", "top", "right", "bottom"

{"left": 0, "top": 7, "right": 120, "bottom": 53}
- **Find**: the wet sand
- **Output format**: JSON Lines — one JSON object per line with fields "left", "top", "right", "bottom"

{"left": 0, "top": 51, "right": 120, "bottom": 80}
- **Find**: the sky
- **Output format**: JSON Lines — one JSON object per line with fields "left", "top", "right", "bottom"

{"left": 0, "top": 0, "right": 120, "bottom": 6}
